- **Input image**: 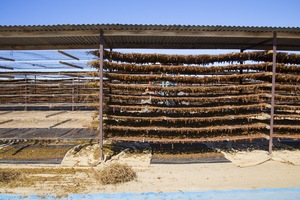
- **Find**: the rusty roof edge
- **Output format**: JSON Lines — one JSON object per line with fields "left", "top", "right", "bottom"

{"left": 0, "top": 24, "right": 300, "bottom": 33}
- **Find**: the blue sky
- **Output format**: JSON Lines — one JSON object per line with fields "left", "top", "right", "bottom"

{"left": 0, "top": 0, "right": 299, "bottom": 59}
{"left": 1, "top": 0, "right": 300, "bottom": 27}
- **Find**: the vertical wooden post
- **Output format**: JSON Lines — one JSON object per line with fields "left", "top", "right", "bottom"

{"left": 99, "top": 31, "right": 104, "bottom": 160}
{"left": 72, "top": 78, "right": 74, "bottom": 111}
{"left": 76, "top": 77, "right": 79, "bottom": 104}
{"left": 24, "top": 75, "right": 27, "bottom": 111}
{"left": 269, "top": 31, "right": 277, "bottom": 155}
{"left": 109, "top": 48, "right": 112, "bottom": 103}
{"left": 239, "top": 49, "right": 243, "bottom": 94}
{"left": 34, "top": 75, "right": 36, "bottom": 94}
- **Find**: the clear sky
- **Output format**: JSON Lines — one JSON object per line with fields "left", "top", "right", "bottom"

{"left": 1, "top": 0, "right": 300, "bottom": 27}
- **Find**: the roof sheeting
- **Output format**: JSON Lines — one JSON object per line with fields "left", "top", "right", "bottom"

{"left": 0, "top": 24, "right": 300, "bottom": 50}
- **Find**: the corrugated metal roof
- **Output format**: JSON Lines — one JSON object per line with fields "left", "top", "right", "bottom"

{"left": 0, "top": 24, "right": 300, "bottom": 50}
{"left": 1, "top": 24, "right": 300, "bottom": 32}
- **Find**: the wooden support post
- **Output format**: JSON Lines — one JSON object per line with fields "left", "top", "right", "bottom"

{"left": 99, "top": 31, "right": 104, "bottom": 161}
{"left": 269, "top": 31, "right": 277, "bottom": 155}
{"left": 34, "top": 75, "right": 37, "bottom": 94}
{"left": 109, "top": 48, "right": 112, "bottom": 103}
{"left": 24, "top": 75, "right": 27, "bottom": 111}
{"left": 77, "top": 77, "right": 79, "bottom": 105}
{"left": 239, "top": 50, "right": 243, "bottom": 94}
{"left": 72, "top": 78, "right": 75, "bottom": 111}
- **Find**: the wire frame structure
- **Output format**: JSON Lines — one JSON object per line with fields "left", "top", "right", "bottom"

{"left": 0, "top": 50, "right": 99, "bottom": 110}
{"left": 89, "top": 50, "right": 300, "bottom": 144}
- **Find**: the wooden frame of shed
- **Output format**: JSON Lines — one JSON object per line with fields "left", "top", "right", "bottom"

{"left": 1, "top": 24, "right": 300, "bottom": 159}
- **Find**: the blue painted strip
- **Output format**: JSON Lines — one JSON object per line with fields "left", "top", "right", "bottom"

{"left": 1, "top": 188, "right": 300, "bottom": 200}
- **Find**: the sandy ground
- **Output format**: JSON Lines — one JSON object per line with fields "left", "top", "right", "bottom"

{"left": 91, "top": 148, "right": 300, "bottom": 193}
{"left": 104, "top": 159, "right": 300, "bottom": 193}
{"left": 0, "top": 144, "right": 300, "bottom": 196}
{"left": 0, "top": 111, "right": 300, "bottom": 195}
{"left": 0, "top": 111, "right": 95, "bottom": 128}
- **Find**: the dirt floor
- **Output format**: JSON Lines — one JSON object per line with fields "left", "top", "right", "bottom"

{"left": 0, "top": 111, "right": 300, "bottom": 197}
{"left": 0, "top": 143, "right": 300, "bottom": 197}
{"left": 0, "top": 111, "right": 95, "bottom": 128}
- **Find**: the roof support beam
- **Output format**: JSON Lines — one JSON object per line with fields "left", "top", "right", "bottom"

{"left": 60, "top": 73, "right": 85, "bottom": 78}
{"left": 0, "top": 56, "right": 15, "bottom": 61}
{"left": 46, "top": 111, "right": 67, "bottom": 118}
{"left": 0, "top": 25, "right": 300, "bottom": 50}
{"left": 0, "top": 74, "right": 14, "bottom": 78}
{"left": 0, "top": 65, "right": 13, "bottom": 70}
{"left": 0, "top": 44, "right": 99, "bottom": 50}
{"left": 49, "top": 119, "right": 72, "bottom": 129}
{"left": 59, "top": 61, "right": 83, "bottom": 69}
{"left": 0, "top": 43, "right": 299, "bottom": 51}
{"left": 106, "top": 30, "right": 300, "bottom": 39}
{"left": 0, "top": 71, "right": 87, "bottom": 75}
{"left": 241, "top": 38, "right": 273, "bottom": 51}
{"left": 104, "top": 30, "right": 275, "bottom": 38}
{"left": 0, "top": 119, "right": 13, "bottom": 125}
{"left": 58, "top": 50, "right": 80, "bottom": 60}
{"left": 0, "top": 30, "right": 100, "bottom": 38}
{"left": 1, "top": 29, "right": 300, "bottom": 39}
{"left": 22, "top": 62, "right": 48, "bottom": 68}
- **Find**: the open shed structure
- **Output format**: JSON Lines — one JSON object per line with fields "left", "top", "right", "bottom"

{"left": 1, "top": 24, "right": 300, "bottom": 159}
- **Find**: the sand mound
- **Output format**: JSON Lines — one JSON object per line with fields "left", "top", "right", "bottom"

{"left": 61, "top": 142, "right": 300, "bottom": 169}
{"left": 272, "top": 150, "right": 300, "bottom": 165}
{"left": 222, "top": 150, "right": 271, "bottom": 167}
{"left": 61, "top": 144, "right": 100, "bottom": 167}
{"left": 222, "top": 150, "right": 300, "bottom": 167}
{"left": 61, "top": 143, "right": 151, "bottom": 169}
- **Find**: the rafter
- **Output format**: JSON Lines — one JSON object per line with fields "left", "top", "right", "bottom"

{"left": 58, "top": 50, "right": 80, "bottom": 60}
{"left": 0, "top": 65, "right": 13, "bottom": 70}
{"left": 0, "top": 56, "right": 15, "bottom": 61}
{"left": 59, "top": 61, "right": 83, "bottom": 69}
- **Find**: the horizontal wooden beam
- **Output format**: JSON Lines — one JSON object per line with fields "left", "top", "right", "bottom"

{"left": 0, "top": 94, "right": 96, "bottom": 97}
{"left": 0, "top": 119, "right": 13, "bottom": 125}
{"left": 0, "top": 29, "right": 299, "bottom": 39}
{"left": 59, "top": 61, "right": 83, "bottom": 69}
{"left": 109, "top": 134, "right": 268, "bottom": 143}
{"left": 49, "top": 119, "right": 72, "bottom": 129}
{"left": 0, "top": 56, "right": 15, "bottom": 61}
{"left": 0, "top": 74, "right": 14, "bottom": 78}
{"left": 242, "top": 38, "right": 273, "bottom": 51}
{"left": 46, "top": 111, "right": 67, "bottom": 118}
{"left": 22, "top": 62, "right": 48, "bottom": 68}
{"left": 0, "top": 44, "right": 100, "bottom": 50}
{"left": 0, "top": 65, "right": 14, "bottom": 70}
{"left": 0, "top": 35, "right": 299, "bottom": 51}
{"left": 58, "top": 50, "right": 80, "bottom": 60}
{"left": 0, "top": 24, "right": 299, "bottom": 51}
{"left": 104, "top": 30, "right": 273, "bottom": 38}
{"left": 1, "top": 43, "right": 300, "bottom": 51}
{"left": 0, "top": 71, "right": 89, "bottom": 75}
{"left": 0, "top": 30, "right": 100, "bottom": 38}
